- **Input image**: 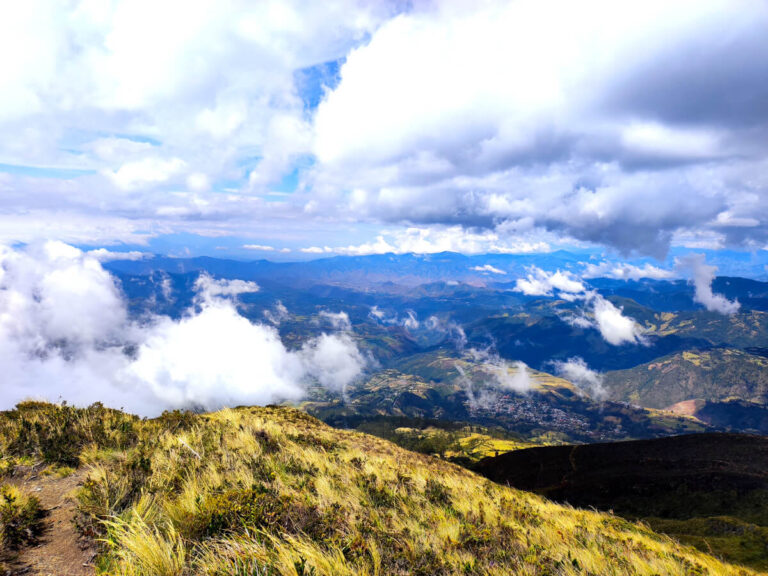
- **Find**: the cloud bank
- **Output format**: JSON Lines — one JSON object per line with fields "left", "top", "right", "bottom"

{"left": 0, "top": 242, "right": 366, "bottom": 415}
{"left": 1, "top": 2, "right": 767, "bottom": 256}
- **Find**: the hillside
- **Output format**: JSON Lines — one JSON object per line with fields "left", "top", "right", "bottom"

{"left": 475, "top": 434, "right": 768, "bottom": 571}
{"left": 668, "top": 398, "right": 768, "bottom": 434}
{"left": 605, "top": 348, "right": 768, "bottom": 409}
{"left": 304, "top": 351, "right": 709, "bottom": 444}
{"left": 0, "top": 402, "right": 754, "bottom": 576}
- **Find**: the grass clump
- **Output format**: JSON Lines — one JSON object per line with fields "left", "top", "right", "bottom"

{"left": 103, "top": 511, "right": 186, "bottom": 576}
{"left": 0, "top": 483, "right": 45, "bottom": 550}
{"left": 0, "top": 401, "right": 139, "bottom": 466}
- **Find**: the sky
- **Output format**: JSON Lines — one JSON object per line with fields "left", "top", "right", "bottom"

{"left": 2, "top": 0, "right": 768, "bottom": 261}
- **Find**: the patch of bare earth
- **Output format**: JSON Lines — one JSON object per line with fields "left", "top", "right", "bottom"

{"left": 6, "top": 468, "right": 95, "bottom": 576}
{"left": 666, "top": 398, "right": 700, "bottom": 416}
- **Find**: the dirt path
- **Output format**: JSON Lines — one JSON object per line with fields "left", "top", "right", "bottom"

{"left": 7, "top": 468, "right": 96, "bottom": 576}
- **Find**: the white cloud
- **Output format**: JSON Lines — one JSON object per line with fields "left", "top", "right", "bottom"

{"left": 193, "top": 274, "right": 260, "bottom": 301}
{"left": 490, "top": 360, "right": 531, "bottom": 394}
{"left": 105, "top": 157, "right": 187, "bottom": 190}
{"left": 580, "top": 261, "right": 675, "bottom": 280}
{"left": 676, "top": 253, "right": 740, "bottom": 314}
{"left": 367, "top": 306, "right": 420, "bottom": 331}
{"left": 0, "top": 243, "right": 367, "bottom": 414}
{"left": 317, "top": 310, "right": 351, "bottom": 331}
{"left": 186, "top": 172, "right": 211, "bottom": 192}
{"left": 552, "top": 357, "right": 607, "bottom": 400}
{"left": 243, "top": 244, "right": 276, "bottom": 252}
{"left": 424, "top": 315, "right": 467, "bottom": 350}
{"left": 300, "top": 332, "right": 366, "bottom": 393}
{"left": 402, "top": 310, "right": 419, "bottom": 330}
{"left": 263, "top": 300, "right": 289, "bottom": 325}
{"left": 591, "top": 293, "right": 645, "bottom": 345}
{"left": 0, "top": 2, "right": 767, "bottom": 256}
{"left": 471, "top": 264, "right": 506, "bottom": 275}
{"left": 86, "top": 248, "right": 150, "bottom": 262}
{"left": 512, "top": 265, "right": 645, "bottom": 345}
{"left": 461, "top": 349, "right": 533, "bottom": 407}
{"left": 127, "top": 299, "right": 307, "bottom": 409}
{"left": 335, "top": 226, "right": 551, "bottom": 256}
{"left": 301, "top": 246, "right": 333, "bottom": 254}
{"left": 514, "top": 267, "right": 585, "bottom": 296}
{"left": 311, "top": 0, "right": 768, "bottom": 256}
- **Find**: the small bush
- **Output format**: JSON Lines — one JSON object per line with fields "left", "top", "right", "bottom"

{"left": 424, "top": 478, "right": 451, "bottom": 506}
{"left": 1, "top": 401, "right": 139, "bottom": 466}
{"left": 0, "top": 483, "right": 45, "bottom": 549}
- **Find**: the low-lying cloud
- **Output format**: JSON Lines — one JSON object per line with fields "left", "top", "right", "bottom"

{"left": 0, "top": 242, "right": 367, "bottom": 415}
{"left": 513, "top": 266, "right": 645, "bottom": 345}
{"left": 471, "top": 264, "right": 506, "bottom": 275}
{"left": 458, "top": 349, "right": 532, "bottom": 410}
{"left": 580, "top": 261, "right": 675, "bottom": 281}
{"left": 552, "top": 357, "right": 607, "bottom": 400}
{"left": 590, "top": 294, "right": 646, "bottom": 346}
{"left": 676, "top": 253, "right": 740, "bottom": 314}
{"left": 514, "top": 267, "right": 585, "bottom": 296}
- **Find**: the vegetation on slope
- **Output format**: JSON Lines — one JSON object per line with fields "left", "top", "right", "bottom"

{"left": 605, "top": 348, "right": 768, "bottom": 409}
{"left": 0, "top": 402, "right": 756, "bottom": 575}
{"left": 1, "top": 482, "right": 45, "bottom": 550}
{"left": 475, "top": 434, "right": 768, "bottom": 571}
{"left": 343, "top": 416, "right": 539, "bottom": 465}
{"left": 304, "top": 351, "right": 709, "bottom": 445}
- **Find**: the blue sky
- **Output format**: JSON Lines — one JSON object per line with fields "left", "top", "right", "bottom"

{"left": 1, "top": 0, "right": 767, "bottom": 269}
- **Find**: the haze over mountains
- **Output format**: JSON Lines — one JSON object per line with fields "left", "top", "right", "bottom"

{"left": 3, "top": 242, "right": 765, "bottom": 440}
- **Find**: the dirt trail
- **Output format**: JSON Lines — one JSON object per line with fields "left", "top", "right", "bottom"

{"left": 7, "top": 468, "right": 96, "bottom": 576}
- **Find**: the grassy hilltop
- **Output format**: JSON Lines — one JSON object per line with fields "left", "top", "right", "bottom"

{"left": 0, "top": 402, "right": 757, "bottom": 575}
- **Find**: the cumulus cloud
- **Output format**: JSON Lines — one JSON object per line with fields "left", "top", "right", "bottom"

{"left": 558, "top": 292, "right": 645, "bottom": 345}
{"left": 87, "top": 249, "right": 150, "bottom": 262}
{"left": 335, "top": 226, "right": 550, "bottom": 256}
{"left": 243, "top": 244, "right": 276, "bottom": 252}
{"left": 552, "top": 357, "right": 607, "bottom": 400}
{"left": 511, "top": 264, "right": 645, "bottom": 345}
{"left": 1, "top": 2, "right": 767, "bottom": 259}
{"left": 300, "top": 333, "right": 366, "bottom": 393}
{"left": 317, "top": 310, "right": 352, "bottom": 331}
{"left": 311, "top": 0, "right": 768, "bottom": 256}
{"left": 676, "top": 253, "right": 740, "bottom": 314}
{"left": 105, "top": 157, "right": 187, "bottom": 191}
{"left": 193, "top": 275, "right": 260, "bottom": 301}
{"left": 301, "top": 246, "right": 333, "bottom": 254}
{"left": 471, "top": 264, "right": 506, "bottom": 275}
{"left": 514, "top": 267, "right": 585, "bottom": 296}
{"left": 590, "top": 293, "right": 646, "bottom": 346}
{"left": 580, "top": 261, "right": 675, "bottom": 281}
{"left": 0, "top": 242, "right": 367, "bottom": 415}
{"left": 0, "top": 1, "right": 401, "bottom": 245}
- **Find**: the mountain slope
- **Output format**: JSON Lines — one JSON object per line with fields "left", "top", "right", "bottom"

{"left": 605, "top": 348, "right": 768, "bottom": 408}
{"left": 305, "top": 351, "right": 709, "bottom": 443}
{"left": 475, "top": 433, "right": 768, "bottom": 570}
{"left": 0, "top": 402, "right": 753, "bottom": 575}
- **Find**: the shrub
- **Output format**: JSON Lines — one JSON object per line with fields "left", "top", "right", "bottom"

{"left": 0, "top": 483, "right": 44, "bottom": 549}
{"left": 424, "top": 478, "right": 451, "bottom": 506}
